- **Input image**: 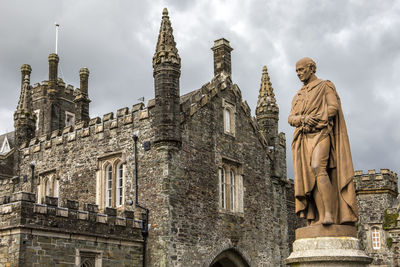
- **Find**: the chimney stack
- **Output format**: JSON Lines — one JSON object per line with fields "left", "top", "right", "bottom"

{"left": 48, "top": 53, "right": 59, "bottom": 91}
{"left": 79, "top": 67, "right": 90, "bottom": 96}
{"left": 211, "top": 38, "right": 233, "bottom": 77}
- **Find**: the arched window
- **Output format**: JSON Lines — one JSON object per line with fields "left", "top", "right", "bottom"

{"left": 116, "top": 163, "right": 124, "bottom": 207}
{"left": 219, "top": 168, "right": 226, "bottom": 209}
{"left": 106, "top": 165, "right": 113, "bottom": 208}
{"left": 372, "top": 227, "right": 381, "bottom": 250}
{"left": 97, "top": 159, "right": 125, "bottom": 210}
{"left": 222, "top": 99, "right": 235, "bottom": 136}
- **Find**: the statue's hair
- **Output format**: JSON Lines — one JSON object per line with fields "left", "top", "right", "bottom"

{"left": 297, "top": 57, "right": 317, "bottom": 73}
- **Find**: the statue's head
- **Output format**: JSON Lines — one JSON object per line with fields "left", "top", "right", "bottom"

{"left": 296, "top": 57, "right": 316, "bottom": 84}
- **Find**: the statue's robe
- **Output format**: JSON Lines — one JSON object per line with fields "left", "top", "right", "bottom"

{"left": 289, "top": 79, "right": 358, "bottom": 224}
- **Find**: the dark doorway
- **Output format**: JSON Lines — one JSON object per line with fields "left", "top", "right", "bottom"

{"left": 210, "top": 249, "right": 250, "bottom": 267}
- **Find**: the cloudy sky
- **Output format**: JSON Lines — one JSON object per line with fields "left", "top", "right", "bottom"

{"left": 0, "top": 0, "right": 399, "bottom": 178}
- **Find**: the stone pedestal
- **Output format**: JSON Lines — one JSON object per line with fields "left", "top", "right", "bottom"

{"left": 286, "top": 225, "right": 372, "bottom": 266}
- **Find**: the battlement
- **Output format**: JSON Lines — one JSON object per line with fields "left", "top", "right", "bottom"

{"left": 354, "top": 169, "right": 398, "bottom": 196}
{"left": 0, "top": 191, "right": 143, "bottom": 242}
{"left": 31, "top": 78, "right": 77, "bottom": 101}
{"left": 19, "top": 102, "right": 148, "bottom": 153}
{"left": 20, "top": 72, "right": 270, "bottom": 154}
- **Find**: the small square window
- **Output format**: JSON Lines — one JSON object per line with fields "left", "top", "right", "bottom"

{"left": 65, "top": 111, "right": 75, "bottom": 127}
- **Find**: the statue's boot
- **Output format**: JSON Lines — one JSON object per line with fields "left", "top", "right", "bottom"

{"left": 317, "top": 175, "right": 334, "bottom": 225}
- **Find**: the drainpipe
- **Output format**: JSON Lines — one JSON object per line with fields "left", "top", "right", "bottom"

{"left": 133, "top": 133, "right": 149, "bottom": 267}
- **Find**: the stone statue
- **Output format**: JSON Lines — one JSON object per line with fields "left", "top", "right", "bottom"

{"left": 288, "top": 57, "right": 358, "bottom": 226}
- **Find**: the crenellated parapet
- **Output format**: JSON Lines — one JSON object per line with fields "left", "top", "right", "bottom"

{"left": 354, "top": 169, "right": 398, "bottom": 197}
{"left": 0, "top": 191, "right": 143, "bottom": 241}
{"left": 31, "top": 79, "right": 77, "bottom": 102}
{"left": 19, "top": 103, "right": 148, "bottom": 154}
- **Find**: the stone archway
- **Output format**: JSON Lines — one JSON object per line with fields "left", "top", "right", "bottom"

{"left": 209, "top": 249, "right": 250, "bottom": 267}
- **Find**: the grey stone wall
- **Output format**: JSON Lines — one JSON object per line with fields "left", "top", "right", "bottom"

{"left": 160, "top": 78, "right": 291, "bottom": 266}
{"left": 0, "top": 192, "right": 143, "bottom": 266}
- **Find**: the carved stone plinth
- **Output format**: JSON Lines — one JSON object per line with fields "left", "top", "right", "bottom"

{"left": 286, "top": 235, "right": 372, "bottom": 266}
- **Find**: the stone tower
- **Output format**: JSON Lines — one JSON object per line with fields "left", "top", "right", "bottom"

{"left": 256, "top": 66, "right": 279, "bottom": 145}
{"left": 14, "top": 64, "right": 35, "bottom": 147}
{"left": 256, "top": 66, "right": 286, "bottom": 179}
{"left": 32, "top": 54, "right": 79, "bottom": 136}
{"left": 74, "top": 67, "right": 91, "bottom": 123}
{"left": 153, "top": 8, "right": 181, "bottom": 146}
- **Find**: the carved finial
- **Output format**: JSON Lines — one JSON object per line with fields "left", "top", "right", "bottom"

{"left": 262, "top": 65, "right": 267, "bottom": 73}
{"left": 162, "top": 8, "right": 168, "bottom": 17}
{"left": 256, "top": 65, "right": 278, "bottom": 116}
{"left": 153, "top": 8, "right": 181, "bottom": 67}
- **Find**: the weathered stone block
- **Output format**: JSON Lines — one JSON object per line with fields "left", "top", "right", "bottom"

{"left": 105, "top": 207, "right": 117, "bottom": 217}
{"left": 10, "top": 192, "right": 35, "bottom": 203}
{"left": 103, "top": 112, "right": 114, "bottom": 122}
{"left": 132, "top": 103, "right": 145, "bottom": 112}
{"left": 83, "top": 203, "right": 98, "bottom": 213}
{"left": 117, "top": 107, "right": 129, "bottom": 117}
{"left": 44, "top": 196, "right": 58, "bottom": 207}
{"left": 65, "top": 199, "right": 79, "bottom": 210}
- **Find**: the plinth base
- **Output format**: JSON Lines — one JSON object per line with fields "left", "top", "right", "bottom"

{"left": 296, "top": 224, "right": 358, "bottom": 239}
{"left": 285, "top": 237, "right": 372, "bottom": 266}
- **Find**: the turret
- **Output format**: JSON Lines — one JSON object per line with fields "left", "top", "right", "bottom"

{"left": 74, "top": 67, "right": 91, "bottom": 123}
{"left": 48, "top": 53, "right": 59, "bottom": 94}
{"left": 256, "top": 66, "right": 279, "bottom": 145}
{"left": 153, "top": 8, "right": 181, "bottom": 146}
{"left": 211, "top": 38, "right": 233, "bottom": 77}
{"left": 256, "top": 66, "right": 286, "bottom": 179}
{"left": 14, "top": 64, "right": 35, "bottom": 146}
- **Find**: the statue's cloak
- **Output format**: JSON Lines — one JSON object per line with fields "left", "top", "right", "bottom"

{"left": 291, "top": 79, "right": 358, "bottom": 224}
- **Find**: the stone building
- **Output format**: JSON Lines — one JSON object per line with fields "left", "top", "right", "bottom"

{"left": 0, "top": 8, "right": 296, "bottom": 266}
{"left": 354, "top": 169, "right": 400, "bottom": 267}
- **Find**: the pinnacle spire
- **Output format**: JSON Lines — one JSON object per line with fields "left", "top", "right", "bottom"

{"left": 256, "top": 66, "right": 278, "bottom": 117}
{"left": 153, "top": 8, "right": 181, "bottom": 67}
{"left": 16, "top": 74, "right": 32, "bottom": 114}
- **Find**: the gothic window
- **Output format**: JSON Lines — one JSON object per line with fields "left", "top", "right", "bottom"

{"left": 65, "top": 111, "right": 75, "bottom": 127}
{"left": 372, "top": 227, "right": 381, "bottom": 250}
{"left": 37, "top": 172, "right": 59, "bottom": 203}
{"left": 96, "top": 156, "right": 125, "bottom": 210}
{"left": 0, "top": 136, "right": 11, "bottom": 155}
{"left": 219, "top": 164, "right": 243, "bottom": 213}
{"left": 222, "top": 99, "right": 235, "bottom": 136}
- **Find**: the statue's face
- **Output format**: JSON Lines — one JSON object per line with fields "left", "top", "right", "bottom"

{"left": 296, "top": 62, "right": 313, "bottom": 83}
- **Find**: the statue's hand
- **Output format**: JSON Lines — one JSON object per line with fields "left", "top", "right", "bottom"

{"left": 305, "top": 115, "right": 319, "bottom": 127}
